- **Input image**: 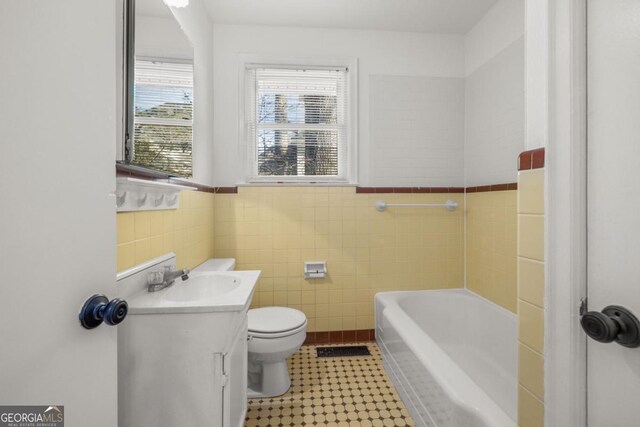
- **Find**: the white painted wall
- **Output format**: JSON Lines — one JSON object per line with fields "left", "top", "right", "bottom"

{"left": 525, "top": 0, "right": 549, "bottom": 150}
{"left": 464, "top": 39, "right": 524, "bottom": 186}
{"left": 136, "top": 15, "right": 193, "bottom": 60}
{"left": 464, "top": 0, "right": 525, "bottom": 186}
{"left": 169, "top": 0, "right": 215, "bottom": 185}
{"left": 211, "top": 4, "right": 525, "bottom": 188}
{"left": 212, "top": 24, "right": 465, "bottom": 186}
{"left": 465, "top": 0, "right": 525, "bottom": 76}
{"left": 370, "top": 75, "right": 465, "bottom": 186}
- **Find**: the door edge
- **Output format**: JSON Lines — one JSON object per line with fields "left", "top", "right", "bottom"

{"left": 544, "top": 0, "right": 588, "bottom": 425}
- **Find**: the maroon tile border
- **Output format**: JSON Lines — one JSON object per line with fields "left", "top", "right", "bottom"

{"left": 212, "top": 184, "right": 517, "bottom": 194}
{"left": 358, "top": 185, "right": 517, "bottom": 194}
{"left": 304, "top": 329, "right": 376, "bottom": 345}
{"left": 466, "top": 183, "right": 518, "bottom": 193}
{"left": 518, "top": 147, "right": 546, "bottom": 171}
{"left": 356, "top": 187, "right": 465, "bottom": 194}
{"left": 182, "top": 184, "right": 515, "bottom": 195}
{"left": 117, "top": 162, "right": 521, "bottom": 196}
{"left": 313, "top": 332, "right": 330, "bottom": 345}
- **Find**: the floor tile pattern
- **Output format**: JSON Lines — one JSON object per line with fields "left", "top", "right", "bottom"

{"left": 245, "top": 343, "right": 415, "bottom": 427}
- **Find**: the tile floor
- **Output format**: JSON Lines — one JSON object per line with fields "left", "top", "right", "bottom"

{"left": 245, "top": 342, "right": 415, "bottom": 427}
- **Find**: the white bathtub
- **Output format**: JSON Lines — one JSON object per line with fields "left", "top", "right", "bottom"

{"left": 375, "top": 289, "right": 517, "bottom": 427}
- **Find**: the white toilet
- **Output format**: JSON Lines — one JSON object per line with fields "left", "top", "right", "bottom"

{"left": 193, "top": 258, "right": 307, "bottom": 398}
{"left": 247, "top": 306, "right": 307, "bottom": 398}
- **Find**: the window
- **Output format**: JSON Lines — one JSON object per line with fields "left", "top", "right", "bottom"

{"left": 246, "top": 65, "right": 353, "bottom": 182}
{"left": 132, "top": 59, "right": 193, "bottom": 177}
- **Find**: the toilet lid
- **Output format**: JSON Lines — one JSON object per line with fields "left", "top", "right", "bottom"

{"left": 248, "top": 307, "right": 307, "bottom": 334}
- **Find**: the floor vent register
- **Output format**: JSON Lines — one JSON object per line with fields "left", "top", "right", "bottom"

{"left": 316, "top": 345, "right": 372, "bottom": 358}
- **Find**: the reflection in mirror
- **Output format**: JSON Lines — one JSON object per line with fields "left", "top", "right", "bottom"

{"left": 124, "top": 0, "right": 194, "bottom": 177}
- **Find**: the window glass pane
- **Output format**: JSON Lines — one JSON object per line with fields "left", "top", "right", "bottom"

{"left": 257, "top": 129, "right": 338, "bottom": 176}
{"left": 133, "top": 60, "right": 193, "bottom": 177}
{"left": 257, "top": 93, "right": 337, "bottom": 125}
{"left": 250, "top": 67, "right": 348, "bottom": 179}
{"left": 135, "top": 85, "right": 192, "bottom": 121}
{"left": 133, "top": 124, "right": 192, "bottom": 177}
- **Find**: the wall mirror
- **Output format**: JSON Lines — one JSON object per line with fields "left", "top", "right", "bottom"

{"left": 120, "top": 0, "right": 194, "bottom": 178}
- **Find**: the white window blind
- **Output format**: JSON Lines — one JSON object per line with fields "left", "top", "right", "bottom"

{"left": 246, "top": 66, "right": 349, "bottom": 180}
{"left": 133, "top": 59, "right": 193, "bottom": 177}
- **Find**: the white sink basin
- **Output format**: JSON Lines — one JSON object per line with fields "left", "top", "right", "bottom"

{"left": 126, "top": 270, "right": 260, "bottom": 314}
{"left": 164, "top": 274, "right": 240, "bottom": 302}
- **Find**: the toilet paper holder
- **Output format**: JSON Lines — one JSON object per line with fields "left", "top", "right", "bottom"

{"left": 304, "top": 261, "right": 327, "bottom": 279}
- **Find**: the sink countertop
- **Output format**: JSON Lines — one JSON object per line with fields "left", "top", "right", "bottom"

{"left": 126, "top": 270, "right": 260, "bottom": 315}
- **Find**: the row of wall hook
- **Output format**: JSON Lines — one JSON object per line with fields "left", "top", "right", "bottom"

{"left": 116, "top": 192, "right": 179, "bottom": 209}
{"left": 115, "top": 177, "right": 194, "bottom": 212}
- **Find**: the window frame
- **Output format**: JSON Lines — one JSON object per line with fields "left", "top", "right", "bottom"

{"left": 239, "top": 56, "right": 358, "bottom": 184}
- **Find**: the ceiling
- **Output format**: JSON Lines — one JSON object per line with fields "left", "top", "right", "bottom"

{"left": 202, "top": 0, "right": 500, "bottom": 34}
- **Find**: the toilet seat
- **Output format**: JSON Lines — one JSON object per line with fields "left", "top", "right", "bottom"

{"left": 248, "top": 307, "right": 307, "bottom": 339}
{"left": 248, "top": 322, "right": 307, "bottom": 339}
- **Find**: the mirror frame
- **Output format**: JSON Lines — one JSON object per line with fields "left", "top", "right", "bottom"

{"left": 123, "top": 0, "right": 135, "bottom": 164}
{"left": 118, "top": 0, "right": 177, "bottom": 179}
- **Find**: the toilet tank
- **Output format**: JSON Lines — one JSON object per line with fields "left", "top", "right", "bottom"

{"left": 192, "top": 258, "right": 236, "bottom": 272}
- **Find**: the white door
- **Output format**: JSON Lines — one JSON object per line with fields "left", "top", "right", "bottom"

{"left": 586, "top": 0, "right": 640, "bottom": 425}
{"left": 0, "top": 2, "right": 120, "bottom": 426}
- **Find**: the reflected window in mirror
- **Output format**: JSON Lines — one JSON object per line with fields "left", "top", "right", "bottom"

{"left": 133, "top": 59, "right": 193, "bottom": 177}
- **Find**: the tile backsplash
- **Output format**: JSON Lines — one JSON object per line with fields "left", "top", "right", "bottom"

{"left": 466, "top": 190, "right": 518, "bottom": 312}
{"left": 116, "top": 191, "right": 215, "bottom": 272}
{"left": 517, "top": 167, "right": 545, "bottom": 427}
{"left": 213, "top": 187, "right": 464, "bottom": 332}
{"left": 116, "top": 185, "right": 525, "bottom": 337}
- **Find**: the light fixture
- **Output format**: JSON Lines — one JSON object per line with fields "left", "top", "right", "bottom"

{"left": 162, "top": 0, "right": 189, "bottom": 8}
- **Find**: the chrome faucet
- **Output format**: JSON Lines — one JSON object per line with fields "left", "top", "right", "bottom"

{"left": 147, "top": 267, "right": 190, "bottom": 292}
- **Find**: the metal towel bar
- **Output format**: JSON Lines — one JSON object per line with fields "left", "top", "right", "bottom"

{"left": 375, "top": 199, "right": 458, "bottom": 212}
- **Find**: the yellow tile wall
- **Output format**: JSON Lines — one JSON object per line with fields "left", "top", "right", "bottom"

{"left": 213, "top": 187, "right": 464, "bottom": 332}
{"left": 517, "top": 169, "right": 545, "bottom": 426}
{"left": 465, "top": 190, "right": 518, "bottom": 312}
{"left": 116, "top": 190, "right": 215, "bottom": 272}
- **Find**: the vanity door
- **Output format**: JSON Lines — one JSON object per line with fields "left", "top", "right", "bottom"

{"left": 224, "top": 316, "right": 249, "bottom": 427}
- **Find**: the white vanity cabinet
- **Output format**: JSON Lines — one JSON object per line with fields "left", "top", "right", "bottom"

{"left": 116, "top": 254, "right": 258, "bottom": 427}
{"left": 119, "top": 310, "right": 251, "bottom": 427}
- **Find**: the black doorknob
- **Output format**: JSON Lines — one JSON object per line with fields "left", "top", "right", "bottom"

{"left": 103, "top": 298, "right": 128, "bottom": 326}
{"left": 79, "top": 294, "right": 128, "bottom": 329}
{"left": 580, "top": 305, "right": 640, "bottom": 348}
